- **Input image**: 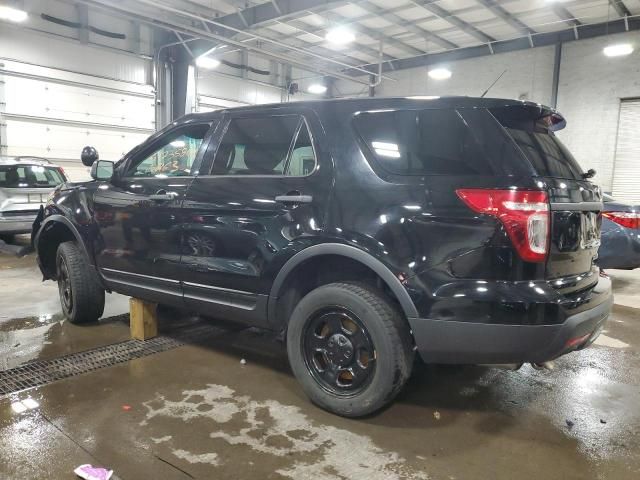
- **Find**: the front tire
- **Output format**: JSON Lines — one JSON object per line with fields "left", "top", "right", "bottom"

{"left": 287, "top": 282, "right": 414, "bottom": 417}
{"left": 56, "top": 241, "right": 105, "bottom": 324}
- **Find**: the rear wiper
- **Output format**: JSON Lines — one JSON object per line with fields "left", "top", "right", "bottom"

{"left": 582, "top": 168, "right": 596, "bottom": 179}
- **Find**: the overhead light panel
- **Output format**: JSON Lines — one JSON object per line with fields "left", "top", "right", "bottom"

{"left": 325, "top": 26, "right": 356, "bottom": 45}
{"left": 0, "top": 5, "right": 28, "bottom": 22}
{"left": 307, "top": 84, "right": 327, "bottom": 94}
{"left": 428, "top": 68, "right": 452, "bottom": 80}
{"left": 603, "top": 43, "right": 634, "bottom": 57}
{"left": 196, "top": 56, "right": 221, "bottom": 69}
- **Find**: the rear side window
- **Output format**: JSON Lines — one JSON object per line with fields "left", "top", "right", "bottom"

{"left": 353, "top": 109, "right": 497, "bottom": 176}
{"left": 211, "top": 115, "right": 316, "bottom": 176}
{"left": 490, "top": 107, "right": 583, "bottom": 179}
{"left": 0, "top": 165, "right": 65, "bottom": 188}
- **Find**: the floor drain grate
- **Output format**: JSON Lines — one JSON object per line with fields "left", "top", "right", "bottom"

{"left": 0, "top": 324, "right": 223, "bottom": 397}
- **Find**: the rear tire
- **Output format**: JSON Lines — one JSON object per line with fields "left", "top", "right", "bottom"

{"left": 56, "top": 241, "right": 105, "bottom": 324}
{"left": 286, "top": 282, "right": 414, "bottom": 417}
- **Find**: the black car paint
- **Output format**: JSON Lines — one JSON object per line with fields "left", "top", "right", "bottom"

{"left": 599, "top": 195, "right": 640, "bottom": 270}
{"left": 32, "top": 96, "right": 612, "bottom": 364}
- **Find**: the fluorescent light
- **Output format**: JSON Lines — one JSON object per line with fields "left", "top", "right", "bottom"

{"left": 428, "top": 68, "right": 452, "bottom": 80}
{"left": 170, "top": 140, "right": 185, "bottom": 147}
{"left": 307, "top": 83, "right": 327, "bottom": 94}
{"left": 603, "top": 43, "right": 634, "bottom": 57}
{"left": 196, "top": 56, "right": 221, "bottom": 69}
{"left": 0, "top": 6, "right": 28, "bottom": 22}
{"left": 325, "top": 26, "right": 355, "bottom": 45}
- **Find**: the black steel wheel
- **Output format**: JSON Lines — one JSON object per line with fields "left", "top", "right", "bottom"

{"left": 56, "top": 241, "right": 105, "bottom": 324}
{"left": 287, "top": 282, "right": 414, "bottom": 417}
{"left": 57, "top": 254, "right": 73, "bottom": 315}
{"left": 303, "top": 308, "right": 376, "bottom": 396}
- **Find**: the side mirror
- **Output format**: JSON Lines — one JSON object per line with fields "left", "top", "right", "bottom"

{"left": 81, "top": 146, "right": 99, "bottom": 167}
{"left": 91, "top": 160, "right": 114, "bottom": 181}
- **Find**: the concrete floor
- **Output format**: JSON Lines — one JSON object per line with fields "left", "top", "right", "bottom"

{"left": 1, "top": 240, "right": 639, "bottom": 479}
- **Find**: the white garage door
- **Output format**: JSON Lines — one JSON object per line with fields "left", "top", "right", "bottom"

{"left": 612, "top": 99, "right": 640, "bottom": 203}
{"left": 0, "top": 59, "right": 154, "bottom": 181}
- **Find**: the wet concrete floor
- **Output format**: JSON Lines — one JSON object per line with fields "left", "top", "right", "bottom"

{"left": 0, "top": 246, "right": 639, "bottom": 479}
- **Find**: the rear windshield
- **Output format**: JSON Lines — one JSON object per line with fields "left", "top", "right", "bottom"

{"left": 352, "top": 108, "right": 528, "bottom": 176}
{"left": 0, "top": 165, "right": 65, "bottom": 188}
{"left": 490, "top": 107, "right": 584, "bottom": 179}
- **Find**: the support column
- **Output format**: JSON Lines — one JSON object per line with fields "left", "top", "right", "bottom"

{"left": 368, "top": 74, "right": 376, "bottom": 97}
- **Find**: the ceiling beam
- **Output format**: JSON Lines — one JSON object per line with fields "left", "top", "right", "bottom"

{"left": 211, "top": 0, "right": 347, "bottom": 32}
{"left": 410, "top": 0, "right": 495, "bottom": 44}
{"left": 347, "top": 16, "right": 640, "bottom": 76}
{"left": 356, "top": 1, "right": 458, "bottom": 50}
{"left": 608, "top": 0, "right": 632, "bottom": 18}
{"left": 474, "top": 0, "right": 536, "bottom": 36}
{"left": 78, "top": 0, "right": 373, "bottom": 84}
{"left": 552, "top": 5, "right": 582, "bottom": 27}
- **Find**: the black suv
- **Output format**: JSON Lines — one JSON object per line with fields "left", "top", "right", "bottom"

{"left": 33, "top": 97, "right": 612, "bottom": 417}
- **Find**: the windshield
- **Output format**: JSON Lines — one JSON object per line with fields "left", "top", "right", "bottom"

{"left": 0, "top": 165, "right": 65, "bottom": 188}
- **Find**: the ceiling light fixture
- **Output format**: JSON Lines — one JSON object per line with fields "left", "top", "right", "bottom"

{"left": 428, "top": 68, "right": 452, "bottom": 80}
{"left": 195, "top": 56, "right": 221, "bottom": 69}
{"left": 325, "top": 26, "right": 356, "bottom": 45}
{"left": 307, "top": 83, "right": 327, "bottom": 94}
{"left": 0, "top": 5, "right": 28, "bottom": 22}
{"left": 603, "top": 43, "right": 634, "bottom": 57}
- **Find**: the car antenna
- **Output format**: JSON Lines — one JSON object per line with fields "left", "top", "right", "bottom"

{"left": 480, "top": 70, "right": 507, "bottom": 98}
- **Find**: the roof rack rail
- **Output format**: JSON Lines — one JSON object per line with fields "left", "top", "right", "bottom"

{"left": 12, "top": 156, "right": 52, "bottom": 164}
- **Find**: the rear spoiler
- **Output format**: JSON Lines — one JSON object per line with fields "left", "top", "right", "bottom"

{"left": 490, "top": 103, "right": 567, "bottom": 132}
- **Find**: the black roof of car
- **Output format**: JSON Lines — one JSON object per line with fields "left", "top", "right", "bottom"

{"left": 175, "top": 96, "right": 562, "bottom": 124}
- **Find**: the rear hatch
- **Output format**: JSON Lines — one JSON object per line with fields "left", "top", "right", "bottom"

{"left": 491, "top": 106, "right": 602, "bottom": 281}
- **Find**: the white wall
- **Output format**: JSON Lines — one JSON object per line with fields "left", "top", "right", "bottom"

{"left": 556, "top": 31, "right": 640, "bottom": 192}
{"left": 0, "top": 23, "right": 154, "bottom": 180}
{"left": 335, "top": 31, "right": 640, "bottom": 193}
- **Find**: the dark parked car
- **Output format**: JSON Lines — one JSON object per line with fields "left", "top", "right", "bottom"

{"left": 32, "top": 97, "right": 612, "bottom": 417}
{"left": 598, "top": 194, "right": 640, "bottom": 270}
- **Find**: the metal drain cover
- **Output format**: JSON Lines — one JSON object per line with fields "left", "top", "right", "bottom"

{"left": 0, "top": 324, "right": 222, "bottom": 397}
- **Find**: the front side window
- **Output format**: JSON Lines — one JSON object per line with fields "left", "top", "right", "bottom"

{"left": 211, "top": 115, "right": 316, "bottom": 176}
{"left": 0, "top": 165, "right": 65, "bottom": 188}
{"left": 125, "top": 123, "right": 212, "bottom": 178}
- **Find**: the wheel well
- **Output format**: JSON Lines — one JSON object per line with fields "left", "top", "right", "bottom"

{"left": 273, "top": 254, "right": 407, "bottom": 331}
{"left": 37, "top": 221, "right": 76, "bottom": 279}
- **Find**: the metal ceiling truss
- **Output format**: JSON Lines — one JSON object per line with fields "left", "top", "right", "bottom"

{"left": 347, "top": 16, "right": 640, "bottom": 76}
{"left": 77, "top": 0, "right": 379, "bottom": 85}
{"left": 410, "top": 0, "right": 495, "bottom": 44}
{"left": 608, "top": 0, "right": 632, "bottom": 18}
{"left": 474, "top": 0, "right": 537, "bottom": 36}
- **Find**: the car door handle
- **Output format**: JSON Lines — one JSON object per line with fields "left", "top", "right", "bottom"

{"left": 149, "top": 191, "right": 178, "bottom": 201}
{"left": 275, "top": 194, "right": 313, "bottom": 204}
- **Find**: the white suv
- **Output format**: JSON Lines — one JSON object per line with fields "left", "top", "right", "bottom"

{"left": 0, "top": 157, "right": 67, "bottom": 241}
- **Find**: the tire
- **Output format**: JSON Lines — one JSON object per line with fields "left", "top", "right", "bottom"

{"left": 287, "top": 282, "right": 414, "bottom": 417}
{"left": 56, "top": 241, "right": 105, "bottom": 324}
{"left": 0, "top": 234, "right": 15, "bottom": 244}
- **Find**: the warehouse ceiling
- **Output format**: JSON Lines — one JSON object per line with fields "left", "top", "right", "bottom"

{"left": 75, "top": 0, "right": 640, "bottom": 80}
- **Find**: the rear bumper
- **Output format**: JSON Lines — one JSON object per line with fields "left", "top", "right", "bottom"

{"left": 409, "top": 275, "right": 613, "bottom": 364}
{"left": 0, "top": 214, "right": 37, "bottom": 234}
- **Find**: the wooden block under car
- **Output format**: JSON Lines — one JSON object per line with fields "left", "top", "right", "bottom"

{"left": 129, "top": 297, "right": 158, "bottom": 340}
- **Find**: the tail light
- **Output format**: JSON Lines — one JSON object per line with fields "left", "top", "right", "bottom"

{"left": 456, "top": 189, "right": 550, "bottom": 263}
{"left": 602, "top": 212, "right": 640, "bottom": 229}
